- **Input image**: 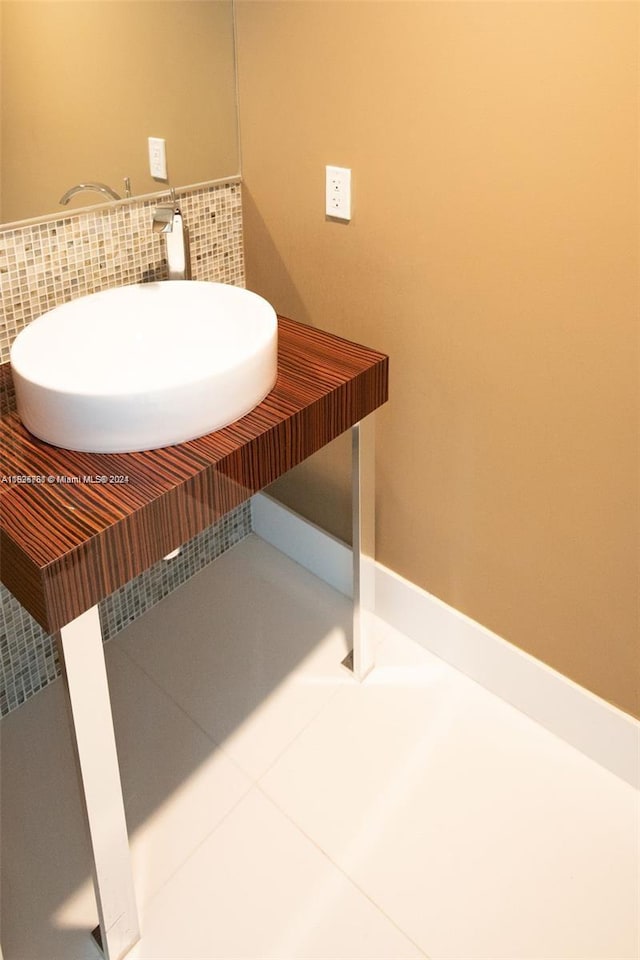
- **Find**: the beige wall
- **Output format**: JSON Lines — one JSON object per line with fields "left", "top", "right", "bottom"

{"left": 236, "top": 1, "right": 639, "bottom": 718}
{"left": 1, "top": 0, "right": 238, "bottom": 224}
{"left": 0, "top": 0, "right": 3, "bottom": 220}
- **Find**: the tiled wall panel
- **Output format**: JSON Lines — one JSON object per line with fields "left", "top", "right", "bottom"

{"left": 0, "top": 179, "right": 248, "bottom": 715}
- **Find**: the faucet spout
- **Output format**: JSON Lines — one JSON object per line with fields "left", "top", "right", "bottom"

{"left": 152, "top": 206, "right": 175, "bottom": 234}
{"left": 59, "top": 182, "right": 121, "bottom": 205}
{"left": 153, "top": 194, "right": 191, "bottom": 280}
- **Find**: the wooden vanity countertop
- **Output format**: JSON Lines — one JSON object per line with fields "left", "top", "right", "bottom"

{"left": 0, "top": 316, "right": 388, "bottom": 633}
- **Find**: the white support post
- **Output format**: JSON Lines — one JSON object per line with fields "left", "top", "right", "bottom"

{"left": 348, "top": 416, "right": 376, "bottom": 680}
{"left": 56, "top": 606, "right": 140, "bottom": 960}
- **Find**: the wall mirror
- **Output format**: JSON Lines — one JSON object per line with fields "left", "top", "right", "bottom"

{"left": 0, "top": 0, "right": 240, "bottom": 225}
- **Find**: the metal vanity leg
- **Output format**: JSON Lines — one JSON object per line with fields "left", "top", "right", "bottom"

{"left": 344, "top": 415, "right": 376, "bottom": 681}
{"left": 56, "top": 606, "right": 140, "bottom": 960}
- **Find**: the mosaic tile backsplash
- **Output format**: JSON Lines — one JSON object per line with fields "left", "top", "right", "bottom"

{"left": 0, "top": 178, "right": 244, "bottom": 362}
{"left": 0, "top": 179, "right": 249, "bottom": 716}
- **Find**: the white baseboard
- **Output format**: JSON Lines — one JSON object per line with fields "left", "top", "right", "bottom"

{"left": 251, "top": 493, "right": 639, "bottom": 789}
{"left": 251, "top": 492, "right": 353, "bottom": 597}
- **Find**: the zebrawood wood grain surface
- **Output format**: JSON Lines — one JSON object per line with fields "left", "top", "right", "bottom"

{"left": 1, "top": 316, "right": 388, "bottom": 632}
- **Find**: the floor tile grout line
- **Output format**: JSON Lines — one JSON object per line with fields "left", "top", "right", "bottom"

{"left": 110, "top": 550, "right": 358, "bottom": 785}
{"left": 253, "top": 679, "right": 348, "bottom": 782}
{"left": 132, "top": 778, "right": 256, "bottom": 927}
{"left": 252, "top": 631, "right": 397, "bottom": 785}
{"left": 111, "top": 637, "right": 248, "bottom": 779}
{"left": 112, "top": 628, "right": 354, "bottom": 786}
{"left": 254, "top": 782, "right": 432, "bottom": 960}
{"left": 112, "top": 611, "right": 429, "bottom": 953}
{"left": 101, "top": 642, "right": 262, "bottom": 919}
{"left": 110, "top": 551, "right": 428, "bottom": 949}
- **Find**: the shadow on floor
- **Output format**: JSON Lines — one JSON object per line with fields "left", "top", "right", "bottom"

{"left": 1, "top": 534, "right": 352, "bottom": 959}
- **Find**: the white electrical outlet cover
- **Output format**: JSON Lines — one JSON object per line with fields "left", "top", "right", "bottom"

{"left": 148, "top": 137, "right": 168, "bottom": 181}
{"left": 325, "top": 165, "right": 351, "bottom": 221}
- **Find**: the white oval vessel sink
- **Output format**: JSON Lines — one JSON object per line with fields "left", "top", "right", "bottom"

{"left": 10, "top": 281, "right": 278, "bottom": 453}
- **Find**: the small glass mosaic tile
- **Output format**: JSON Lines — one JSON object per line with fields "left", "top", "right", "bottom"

{"left": 0, "top": 178, "right": 248, "bottom": 715}
{"left": 0, "top": 502, "right": 252, "bottom": 717}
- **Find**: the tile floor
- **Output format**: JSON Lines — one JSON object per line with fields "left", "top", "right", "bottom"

{"left": 1, "top": 534, "right": 638, "bottom": 959}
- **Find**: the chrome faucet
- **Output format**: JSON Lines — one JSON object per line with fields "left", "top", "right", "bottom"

{"left": 59, "top": 182, "right": 121, "bottom": 205}
{"left": 152, "top": 189, "right": 191, "bottom": 281}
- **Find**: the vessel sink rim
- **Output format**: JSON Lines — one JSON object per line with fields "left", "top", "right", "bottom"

{"left": 10, "top": 280, "right": 278, "bottom": 398}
